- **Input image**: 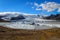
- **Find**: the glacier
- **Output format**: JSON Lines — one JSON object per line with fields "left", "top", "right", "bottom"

{"left": 0, "top": 12, "right": 60, "bottom": 30}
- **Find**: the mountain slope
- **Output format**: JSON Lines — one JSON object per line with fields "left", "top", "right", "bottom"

{"left": 44, "top": 14, "right": 60, "bottom": 20}
{"left": 0, "top": 13, "right": 25, "bottom": 21}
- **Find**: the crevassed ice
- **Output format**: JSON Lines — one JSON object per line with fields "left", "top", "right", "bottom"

{"left": 0, "top": 19, "right": 60, "bottom": 30}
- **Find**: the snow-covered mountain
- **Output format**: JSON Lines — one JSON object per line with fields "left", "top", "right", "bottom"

{"left": 0, "top": 12, "right": 41, "bottom": 21}
{"left": 0, "top": 12, "right": 60, "bottom": 30}
{"left": 0, "top": 12, "right": 25, "bottom": 21}
{"left": 44, "top": 14, "right": 60, "bottom": 20}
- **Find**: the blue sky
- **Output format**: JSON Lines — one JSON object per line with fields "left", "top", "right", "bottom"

{"left": 0, "top": 0, "right": 60, "bottom": 15}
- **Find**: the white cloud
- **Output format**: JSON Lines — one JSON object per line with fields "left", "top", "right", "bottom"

{"left": 34, "top": 2, "right": 41, "bottom": 8}
{"left": 36, "top": 8, "right": 41, "bottom": 10}
{"left": 34, "top": 2, "right": 39, "bottom": 6}
{"left": 32, "top": 7, "right": 34, "bottom": 9}
{"left": 0, "top": 12, "right": 37, "bottom": 16}
{"left": 0, "top": 12, "right": 21, "bottom": 16}
{"left": 58, "top": 8, "right": 60, "bottom": 12}
{"left": 34, "top": 2, "right": 60, "bottom": 12}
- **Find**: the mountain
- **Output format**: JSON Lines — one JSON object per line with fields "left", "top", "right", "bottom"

{"left": 0, "top": 12, "right": 42, "bottom": 22}
{"left": 44, "top": 14, "right": 60, "bottom": 20}
{"left": 0, "top": 16, "right": 4, "bottom": 19}
{"left": 0, "top": 13, "right": 25, "bottom": 22}
{"left": 11, "top": 15, "right": 25, "bottom": 21}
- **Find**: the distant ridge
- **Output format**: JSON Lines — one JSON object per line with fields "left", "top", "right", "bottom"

{"left": 0, "top": 12, "right": 35, "bottom": 21}
{"left": 44, "top": 14, "right": 60, "bottom": 21}
{"left": 0, "top": 12, "right": 40, "bottom": 22}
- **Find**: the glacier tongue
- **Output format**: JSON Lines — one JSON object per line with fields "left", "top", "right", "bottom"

{"left": 0, "top": 19, "right": 60, "bottom": 30}
{"left": 0, "top": 13, "right": 60, "bottom": 30}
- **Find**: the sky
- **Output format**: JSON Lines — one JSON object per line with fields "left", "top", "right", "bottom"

{"left": 0, "top": 0, "right": 60, "bottom": 15}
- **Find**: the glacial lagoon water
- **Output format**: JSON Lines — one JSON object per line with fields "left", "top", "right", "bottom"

{"left": 0, "top": 19, "right": 60, "bottom": 30}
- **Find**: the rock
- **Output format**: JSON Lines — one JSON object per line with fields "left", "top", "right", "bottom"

{"left": 44, "top": 14, "right": 60, "bottom": 21}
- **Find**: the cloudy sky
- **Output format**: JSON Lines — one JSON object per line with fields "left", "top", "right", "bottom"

{"left": 0, "top": 0, "right": 60, "bottom": 15}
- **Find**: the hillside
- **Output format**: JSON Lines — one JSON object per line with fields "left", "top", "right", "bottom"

{"left": 0, "top": 19, "right": 10, "bottom": 22}
{"left": 44, "top": 14, "right": 60, "bottom": 20}
{"left": 0, "top": 26, "right": 60, "bottom": 40}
